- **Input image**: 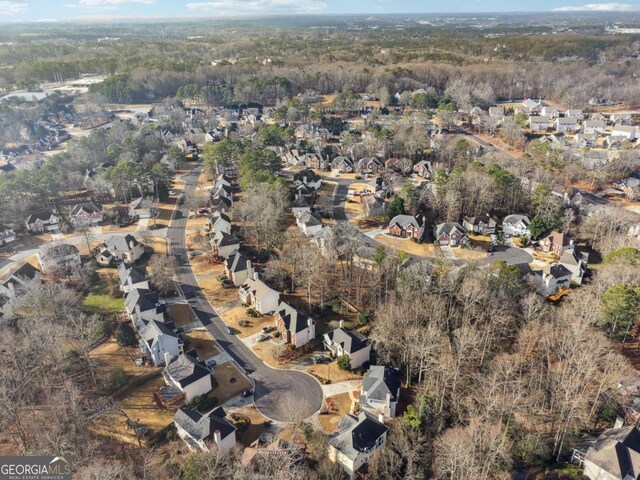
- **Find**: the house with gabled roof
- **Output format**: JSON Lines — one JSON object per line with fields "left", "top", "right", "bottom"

{"left": 556, "top": 117, "right": 579, "bottom": 133}
{"left": 25, "top": 211, "right": 59, "bottom": 233}
{"left": 360, "top": 365, "right": 401, "bottom": 418}
{"left": 521, "top": 98, "right": 542, "bottom": 114}
{"left": 331, "top": 156, "right": 354, "bottom": 173}
{"left": 323, "top": 322, "right": 371, "bottom": 369}
{"left": 293, "top": 168, "right": 322, "bottom": 190}
{"left": 540, "top": 230, "right": 572, "bottom": 257}
{"left": 239, "top": 273, "right": 280, "bottom": 315}
{"left": 118, "top": 263, "right": 149, "bottom": 293}
{"left": 357, "top": 157, "right": 383, "bottom": 174}
{"left": 463, "top": 214, "right": 496, "bottom": 235}
{"left": 210, "top": 196, "right": 232, "bottom": 215}
{"left": 224, "top": 251, "right": 253, "bottom": 286}
{"left": 388, "top": 215, "right": 425, "bottom": 241}
{"left": 583, "top": 120, "right": 606, "bottom": 135}
{"left": 210, "top": 231, "right": 241, "bottom": 259}
{"left": 529, "top": 116, "right": 552, "bottom": 132}
{"left": 533, "top": 264, "right": 572, "bottom": 297}
{"left": 572, "top": 425, "right": 640, "bottom": 480}
{"left": 565, "top": 109, "right": 584, "bottom": 120}
{"left": 97, "top": 234, "right": 145, "bottom": 265}
{"left": 434, "top": 222, "right": 468, "bottom": 247}
{"left": 129, "top": 197, "right": 153, "bottom": 219}
{"left": 274, "top": 301, "right": 316, "bottom": 348}
{"left": 559, "top": 247, "right": 589, "bottom": 285}
{"left": 413, "top": 160, "right": 433, "bottom": 179}
{"left": 611, "top": 113, "right": 632, "bottom": 125}
{"left": 69, "top": 202, "right": 103, "bottom": 228}
{"left": 295, "top": 210, "right": 323, "bottom": 237}
{"left": 0, "top": 224, "right": 16, "bottom": 245}
{"left": 136, "top": 318, "right": 181, "bottom": 366}
{"left": 611, "top": 125, "right": 637, "bottom": 141}
{"left": 125, "top": 288, "right": 166, "bottom": 324}
{"left": 173, "top": 407, "right": 237, "bottom": 454}
{"left": 163, "top": 352, "right": 213, "bottom": 403}
{"left": 209, "top": 211, "right": 232, "bottom": 235}
{"left": 328, "top": 412, "right": 388, "bottom": 479}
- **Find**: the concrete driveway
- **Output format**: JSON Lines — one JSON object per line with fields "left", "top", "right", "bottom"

{"left": 479, "top": 244, "right": 533, "bottom": 267}
{"left": 168, "top": 166, "right": 323, "bottom": 423}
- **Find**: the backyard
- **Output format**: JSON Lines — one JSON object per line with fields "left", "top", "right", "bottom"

{"left": 82, "top": 269, "right": 124, "bottom": 314}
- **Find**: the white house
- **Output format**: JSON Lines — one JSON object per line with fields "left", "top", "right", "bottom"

{"left": 535, "top": 264, "right": 573, "bottom": 297}
{"left": 274, "top": 301, "right": 316, "bottom": 348}
{"left": 25, "top": 211, "right": 59, "bottom": 233}
{"left": 611, "top": 113, "right": 632, "bottom": 125}
{"left": 163, "top": 352, "right": 213, "bottom": 403}
{"left": 540, "top": 106, "right": 559, "bottom": 118}
{"left": 173, "top": 407, "right": 237, "bottom": 454}
{"left": 529, "top": 116, "right": 552, "bottom": 132}
{"left": 0, "top": 224, "right": 16, "bottom": 246}
{"left": 559, "top": 247, "right": 589, "bottom": 285}
{"left": 462, "top": 214, "right": 497, "bottom": 235}
{"left": 210, "top": 212, "right": 232, "bottom": 235}
{"left": 37, "top": 243, "right": 81, "bottom": 276}
{"left": 360, "top": 366, "right": 401, "bottom": 418}
{"left": 293, "top": 168, "right": 322, "bottom": 190}
{"left": 69, "top": 202, "right": 103, "bottom": 228}
{"left": 129, "top": 197, "right": 153, "bottom": 219}
{"left": 210, "top": 231, "right": 241, "bottom": 259}
{"left": 291, "top": 197, "right": 312, "bottom": 217}
{"left": 323, "top": 322, "right": 371, "bottom": 369}
{"left": 611, "top": 125, "right": 637, "bottom": 141}
{"left": 572, "top": 425, "right": 640, "bottom": 480}
{"left": 583, "top": 120, "right": 606, "bottom": 135}
{"left": 138, "top": 320, "right": 182, "bottom": 366}
{"left": 565, "top": 109, "right": 584, "bottom": 120}
{"left": 328, "top": 412, "right": 388, "bottom": 479}
{"left": 555, "top": 117, "right": 579, "bottom": 133}
{"left": 125, "top": 288, "right": 166, "bottom": 324}
{"left": 502, "top": 214, "right": 531, "bottom": 238}
{"left": 239, "top": 273, "right": 280, "bottom": 314}
{"left": 224, "top": 251, "right": 253, "bottom": 287}
{"left": 98, "top": 234, "right": 145, "bottom": 265}
{"left": 295, "top": 210, "right": 323, "bottom": 237}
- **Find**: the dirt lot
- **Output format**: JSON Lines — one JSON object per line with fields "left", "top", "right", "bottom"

{"left": 167, "top": 303, "right": 196, "bottom": 327}
{"left": 319, "top": 393, "right": 354, "bottom": 433}
{"left": 374, "top": 234, "right": 437, "bottom": 257}
{"left": 184, "top": 329, "right": 219, "bottom": 360}
{"left": 93, "top": 375, "right": 174, "bottom": 443}
{"left": 220, "top": 305, "right": 274, "bottom": 338}
{"left": 452, "top": 247, "right": 487, "bottom": 262}
{"left": 307, "top": 362, "right": 362, "bottom": 384}
{"left": 211, "top": 362, "right": 252, "bottom": 405}
{"left": 89, "top": 337, "right": 152, "bottom": 377}
{"left": 233, "top": 406, "right": 270, "bottom": 447}
{"left": 149, "top": 237, "right": 168, "bottom": 255}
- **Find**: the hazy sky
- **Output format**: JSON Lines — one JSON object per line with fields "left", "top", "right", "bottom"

{"left": 1, "top": 0, "right": 640, "bottom": 21}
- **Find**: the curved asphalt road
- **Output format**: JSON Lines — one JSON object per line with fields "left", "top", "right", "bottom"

{"left": 168, "top": 167, "right": 323, "bottom": 423}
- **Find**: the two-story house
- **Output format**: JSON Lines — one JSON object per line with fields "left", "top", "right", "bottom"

{"left": 274, "top": 301, "right": 316, "bottom": 348}
{"left": 323, "top": 322, "right": 371, "bottom": 369}
{"left": 173, "top": 407, "right": 237, "bottom": 454}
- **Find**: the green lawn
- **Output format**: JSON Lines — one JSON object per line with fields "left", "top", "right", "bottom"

{"left": 82, "top": 276, "right": 124, "bottom": 314}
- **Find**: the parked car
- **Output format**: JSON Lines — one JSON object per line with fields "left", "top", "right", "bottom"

{"left": 241, "top": 389, "right": 253, "bottom": 398}
{"left": 205, "top": 358, "right": 217, "bottom": 368}
{"left": 262, "top": 326, "right": 276, "bottom": 333}
{"left": 257, "top": 333, "right": 270, "bottom": 342}
{"left": 225, "top": 326, "right": 234, "bottom": 335}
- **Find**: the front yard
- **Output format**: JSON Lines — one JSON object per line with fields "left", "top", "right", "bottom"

{"left": 220, "top": 305, "right": 274, "bottom": 338}
{"left": 184, "top": 329, "right": 220, "bottom": 360}
{"left": 318, "top": 393, "right": 354, "bottom": 433}
{"left": 374, "top": 233, "right": 438, "bottom": 257}
{"left": 211, "top": 361, "right": 252, "bottom": 405}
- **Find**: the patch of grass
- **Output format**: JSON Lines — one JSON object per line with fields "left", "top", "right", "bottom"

{"left": 83, "top": 276, "right": 124, "bottom": 314}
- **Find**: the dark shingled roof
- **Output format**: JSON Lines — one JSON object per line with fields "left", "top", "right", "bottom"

{"left": 173, "top": 407, "right": 236, "bottom": 442}
{"left": 325, "top": 327, "right": 368, "bottom": 354}
{"left": 276, "top": 301, "right": 314, "bottom": 334}
{"left": 164, "top": 354, "right": 211, "bottom": 388}
{"left": 362, "top": 366, "right": 401, "bottom": 403}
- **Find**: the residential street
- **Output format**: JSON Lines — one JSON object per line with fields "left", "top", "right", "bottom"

{"left": 168, "top": 166, "right": 324, "bottom": 422}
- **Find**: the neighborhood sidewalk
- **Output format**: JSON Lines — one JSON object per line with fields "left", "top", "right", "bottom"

{"left": 321, "top": 380, "right": 361, "bottom": 397}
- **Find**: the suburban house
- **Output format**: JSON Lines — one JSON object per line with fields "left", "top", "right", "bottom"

{"left": 0, "top": 263, "right": 42, "bottom": 302}
{"left": 25, "top": 211, "right": 60, "bottom": 233}
{"left": 385, "top": 158, "right": 401, "bottom": 172}
{"left": 129, "top": 197, "right": 153, "bottom": 219}
{"left": 571, "top": 425, "right": 640, "bottom": 480}
{"left": 163, "top": 352, "right": 213, "bottom": 403}
{"left": 611, "top": 125, "right": 637, "bottom": 141}
{"left": 210, "top": 196, "right": 232, "bottom": 215}
{"left": 0, "top": 224, "right": 16, "bottom": 245}
{"left": 540, "top": 231, "right": 572, "bottom": 257}
{"left": 239, "top": 274, "right": 280, "bottom": 315}
{"left": 555, "top": 117, "right": 579, "bottom": 133}
{"left": 541, "top": 106, "right": 559, "bottom": 118}
{"left": 97, "top": 234, "right": 145, "bottom": 265}
{"left": 388, "top": 215, "right": 425, "bottom": 241}
{"left": 574, "top": 133, "right": 598, "bottom": 148}
{"left": 360, "top": 366, "right": 401, "bottom": 418}
{"left": 210, "top": 231, "right": 241, "bottom": 259}
{"left": 69, "top": 202, "right": 103, "bottom": 227}
{"left": 611, "top": 113, "right": 632, "bottom": 125}
{"left": 583, "top": 120, "right": 606, "bottom": 135}
{"left": 125, "top": 288, "right": 166, "bottom": 324}
{"left": 323, "top": 322, "right": 371, "bottom": 369}
{"left": 535, "top": 264, "right": 572, "bottom": 297}
{"left": 565, "top": 109, "right": 584, "bottom": 119}
{"left": 118, "top": 263, "right": 150, "bottom": 293}
{"left": 614, "top": 177, "right": 640, "bottom": 200}
{"left": 295, "top": 210, "right": 323, "bottom": 237}
{"left": 301, "top": 153, "right": 326, "bottom": 170}
{"left": 224, "top": 251, "right": 253, "bottom": 286}
{"left": 274, "top": 301, "right": 316, "bottom": 348}
{"left": 604, "top": 135, "right": 628, "bottom": 150}
{"left": 434, "top": 222, "right": 469, "bottom": 247}
{"left": 413, "top": 160, "right": 433, "bottom": 178}
{"left": 502, "top": 213, "right": 531, "bottom": 238}
{"left": 211, "top": 184, "right": 234, "bottom": 203}
{"left": 462, "top": 214, "right": 497, "bottom": 235}
{"left": 529, "top": 116, "right": 552, "bottom": 132}
{"left": 357, "top": 157, "right": 383, "bottom": 174}
{"left": 293, "top": 168, "right": 322, "bottom": 190}
{"left": 331, "top": 156, "right": 354, "bottom": 173}
{"left": 328, "top": 412, "right": 388, "bottom": 479}
{"left": 559, "top": 248, "right": 589, "bottom": 285}
{"left": 291, "top": 197, "right": 312, "bottom": 217}
{"left": 173, "top": 407, "right": 237, "bottom": 454}
{"left": 138, "top": 319, "right": 182, "bottom": 366}
{"left": 205, "top": 128, "right": 225, "bottom": 142}
{"left": 520, "top": 98, "right": 542, "bottom": 114}
{"left": 37, "top": 243, "right": 81, "bottom": 276}
{"left": 210, "top": 212, "right": 232, "bottom": 235}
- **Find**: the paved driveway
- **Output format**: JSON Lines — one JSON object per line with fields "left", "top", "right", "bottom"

{"left": 478, "top": 245, "right": 533, "bottom": 267}
{"left": 168, "top": 167, "right": 323, "bottom": 423}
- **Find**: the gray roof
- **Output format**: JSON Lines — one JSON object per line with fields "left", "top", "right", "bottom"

{"left": 325, "top": 327, "right": 368, "bottom": 354}
{"left": 225, "top": 251, "right": 249, "bottom": 274}
{"left": 435, "top": 222, "right": 467, "bottom": 237}
{"left": 276, "top": 301, "right": 314, "bottom": 334}
{"left": 362, "top": 365, "right": 401, "bottom": 403}
{"left": 164, "top": 353, "right": 211, "bottom": 388}
{"left": 543, "top": 263, "right": 572, "bottom": 279}
{"left": 212, "top": 231, "right": 240, "bottom": 248}
{"left": 329, "top": 413, "right": 388, "bottom": 460}
{"left": 584, "top": 427, "right": 640, "bottom": 480}
{"left": 389, "top": 214, "right": 421, "bottom": 230}
{"left": 293, "top": 168, "right": 321, "bottom": 184}
{"left": 105, "top": 234, "right": 140, "bottom": 254}
{"left": 70, "top": 202, "right": 101, "bottom": 216}
{"left": 125, "top": 288, "right": 159, "bottom": 314}
{"left": 9, "top": 263, "right": 40, "bottom": 281}
{"left": 173, "top": 407, "right": 236, "bottom": 442}
{"left": 118, "top": 263, "right": 148, "bottom": 287}
{"left": 503, "top": 214, "right": 530, "bottom": 227}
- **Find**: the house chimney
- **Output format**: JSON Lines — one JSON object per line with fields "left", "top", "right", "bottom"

{"left": 252, "top": 271, "right": 259, "bottom": 281}
{"left": 378, "top": 413, "right": 385, "bottom": 424}
{"left": 308, "top": 318, "right": 313, "bottom": 329}
{"left": 339, "top": 320, "right": 344, "bottom": 329}
{"left": 214, "top": 430, "right": 222, "bottom": 445}
{"left": 164, "top": 351, "right": 172, "bottom": 367}
{"left": 386, "top": 390, "right": 392, "bottom": 405}
{"left": 615, "top": 417, "right": 624, "bottom": 429}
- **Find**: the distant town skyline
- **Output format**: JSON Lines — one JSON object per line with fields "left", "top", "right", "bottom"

{"left": 1, "top": 0, "right": 640, "bottom": 22}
